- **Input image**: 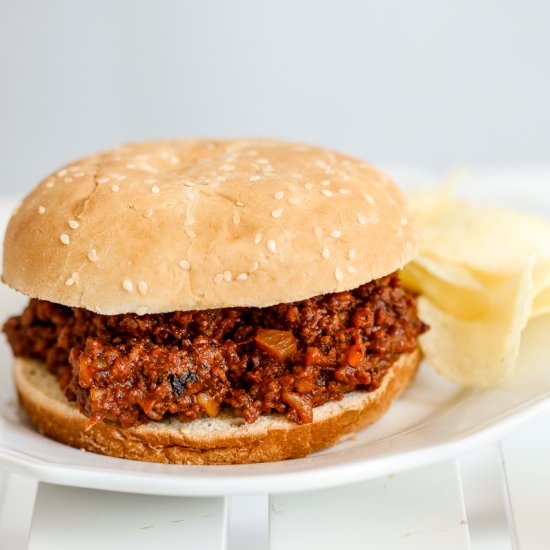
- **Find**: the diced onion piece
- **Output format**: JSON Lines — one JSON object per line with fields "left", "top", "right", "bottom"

{"left": 89, "top": 387, "right": 105, "bottom": 403}
{"left": 197, "top": 392, "right": 220, "bottom": 418}
{"left": 255, "top": 328, "right": 297, "bottom": 361}
{"left": 142, "top": 399, "right": 163, "bottom": 420}
{"left": 281, "top": 389, "right": 313, "bottom": 423}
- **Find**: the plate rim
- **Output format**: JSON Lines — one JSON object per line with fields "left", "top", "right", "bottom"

{"left": 1, "top": 390, "right": 549, "bottom": 496}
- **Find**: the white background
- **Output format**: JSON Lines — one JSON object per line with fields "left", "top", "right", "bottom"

{"left": 1, "top": 0, "right": 549, "bottom": 195}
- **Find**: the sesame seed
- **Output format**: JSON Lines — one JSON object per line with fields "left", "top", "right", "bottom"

{"left": 74, "top": 172, "right": 85, "bottom": 178}
{"left": 304, "top": 183, "right": 313, "bottom": 190}
{"left": 144, "top": 208, "right": 153, "bottom": 218}
{"left": 387, "top": 196, "right": 397, "bottom": 206}
{"left": 38, "top": 206, "right": 46, "bottom": 215}
{"left": 267, "top": 239, "right": 277, "bottom": 253}
{"left": 288, "top": 197, "right": 299, "bottom": 205}
{"left": 122, "top": 279, "right": 134, "bottom": 292}
{"left": 314, "top": 227, "right": 323, "bottom": 238}
{"left": 330, "top": 229, "right": 342, "bottom": 238}
{"left": 138, "top": 281, "right": 148, "bottom": 295}
{"left": 60, "top": 233, "right": 70, "bottom": 245}
{"left": 58, "top": 169, "right": 68, "bottom": 177}
{"left": 321, "top": 189, "right": 333, "bottom": 198}
{"left": 364, "top": 193, "right": 375, "bottom": 204}
{"left": 233, "top": 212, "right": 241, "bottom": 225}
{"left": 271, "top": 209, "right": 283, "bottom": 219}
{"left": 256, "top": 158, "right": 269, "bottom": 164}
{"left": 45, "top": 181, "right": 55, "bottom": 188}
{"left": 235, "top": 201, "right": 245, "bottom": 207}
{"left": 322, "top": 247, "right": 330, "bottom": 259}
{"left": 249, "top": 175, "right": 262, "bottom": 182}
{"left": 339, "top": 171, "right": 350, "bottom": 181}
{"left": 64, "top": 177, "right": 73, "bottom": 183}
{"left": 151, "top": 185, "right": 160, "bottom": 194}
{"left": 412, "top": 232, "right": 419, "bottom": 240}
{"left": 223, "top": 270, "right": 232, "bottom": 282}
{"left": 87, "top": 249, "right": 98, "bottom": 262}
{"left": 127, "top": 163, "right": 136, "bottom": 169}
{"left": 262, "top": 165, "right": 274, "bottom": 173}
{"left": 397, "top": 227, "right": 404, "bottom": 237}
{"left": 214, "top": 273, "right": 224, "bottom": 284}
{"left": 117, "top": 175, "right": 127, "bottom": 181}
{"left": 347, "top": 266, "right": 357, "bottom": 273}
{"left": 137, "top": 306, "right": 149, "bottom": 316}
{"left": 335, "top": 267, "right": 344, "bottom": 282}
{"left": 339, "top": 188, "right": 350, "bottom": 195}
{"left": 97, "top": 177, "right": 110, "bottom": 184}
{"left": 320, "top": 180, "right": 331, "bottom": 186}
{"left": 401, "top": 217, "right": 408, "bottom": 225}
{"left": 220, "top": 164, "right": 235, "bottom": 171}
{"left": 111, "top": 184, "right": 120, "bottom": 192}
{"left": 357, "top": 213, "right": 367, "bottom": 225}
{"left": 254, "top": 233, "right": 262, "bottom": 244}
{"left": 179, "top": 259, "right": 190, "bottom": 270}
{"left": 236, "top": 273, "right": 248, "bottom": 281}
{"left": 274, "top": 191, "right": 284, "bottom": 200}
{"left": 144, "top": 178, "right": 157, "bottom": 184}
{"left": 65, "top": 277, "right": 75, "bottom": 286}
{"left": 68, "top": 220, "right": 79, "bottom": 229}
{"left": 250, "top": 261, "right": 259, "bottom": 272}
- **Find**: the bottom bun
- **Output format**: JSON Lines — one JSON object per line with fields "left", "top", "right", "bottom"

{"left": 14, "top": 349, "right": 421, "bottom": 465}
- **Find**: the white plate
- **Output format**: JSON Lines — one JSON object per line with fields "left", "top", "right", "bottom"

{"left": 1, "top": 172, "right": 550, "bottom": 497}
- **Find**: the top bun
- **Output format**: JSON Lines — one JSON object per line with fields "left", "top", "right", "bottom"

{"left": 2, "top": 139, "right": 417, "bottom": 314}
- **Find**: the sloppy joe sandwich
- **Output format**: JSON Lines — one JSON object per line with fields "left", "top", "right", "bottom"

{"left": 2, "top": 139, "right": 426, "bottom": 464}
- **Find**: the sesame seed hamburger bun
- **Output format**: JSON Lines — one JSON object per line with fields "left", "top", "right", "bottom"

{"left": 2, "top": 139, "right": 417, "bottom": 314}
{"left": 2, "top": 139, "right": 425, "bottom": 465}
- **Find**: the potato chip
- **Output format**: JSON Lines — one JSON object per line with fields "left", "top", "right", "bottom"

{"left": 402, "top": 182, "right": 550, "bottom": 387}
{"left": 532, "top": 286, "right": 550, "bottom": 318}
{"left": 416, "top": 264, "right": 532, "bottom": 387}
{"left": 415, "top": 201, "right": 550, "bottom": 274}
{"left": 533, "top": 260, "right": 550, "bottom": 294}
{"left": 401, "top": 256, "right": 524, "bottom": 322}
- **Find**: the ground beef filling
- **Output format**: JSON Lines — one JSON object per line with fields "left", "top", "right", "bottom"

{"left": 3, "top": 274, "right": 427, "bottom": 428}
